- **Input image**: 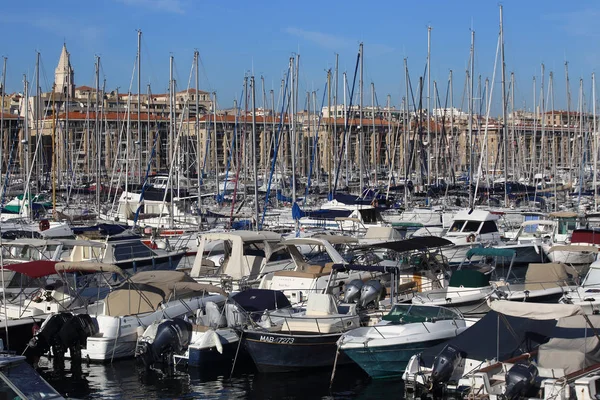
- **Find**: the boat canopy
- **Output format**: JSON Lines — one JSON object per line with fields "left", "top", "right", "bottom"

{"left": 3, "top": 260, "right": 59, "bottom": 278}
{"left": 55, "top": 261, "right": 126, "bottom": 277}
{"left": 524, "top": 263, "right": 571, "bottom": 291}
{"left": 332, "top": 263, "right": 398, "bottom": 273}
{"left": 548, "top": 245, "right": 598, "bottom": 253}
{"left": 489, "top": 300, "right": 583, "bottom": 320}
{"left": 449, "top": 270, "right": 490, "bottom": 288}
{"left": 549, "top": 211, "right": 578, "bottom": 218}
{"left": 104, "top": 270, "right": 225, "bottom": 317}
{"left": 466, "top": 247, "right": 516, "bottom": 259}
{"left": 419, "top": 310, "right": 557, "bottom": 366}
{"left": 231, "top": 289, "right": 291, "bottom": 312}
{"left": 361, "top": 236, "right": 453, "bottom": 252}
{"left": 520, "top": 219, "right": 555, "bottom": 227}
{"left": 538, "top": 314, "right": 600, "bottom": 374}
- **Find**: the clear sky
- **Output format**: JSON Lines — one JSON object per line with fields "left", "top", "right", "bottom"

{"left": 2, "top": 0, "right": 599, "bottom": 113}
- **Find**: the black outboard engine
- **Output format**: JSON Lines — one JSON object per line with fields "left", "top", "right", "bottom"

{"left": 430, "top": 345, "right": 466, "bottom": 388}
{"left": 344, "top": 279, "right": 364, "bottom": 303}
{"left": 358, "top": 280, "right": 384, "bottom": 308}
{"left": 503, "top": 363, "right": 539, "bottom": 400}
{"left": 25, "top": 312, "right": 98, "bottom": 369}
{"left": 138, "top": 318, "right": 193, "bottom": 368}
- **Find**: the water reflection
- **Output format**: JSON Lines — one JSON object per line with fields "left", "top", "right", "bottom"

{"left": 37, "top": 356, "right": 402, "bottom": 399}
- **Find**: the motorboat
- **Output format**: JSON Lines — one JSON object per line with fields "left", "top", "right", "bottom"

{"left": 25, "top": 265, "right": 227, "bottom": 362}
{"left": 338, "top": 304, "right": 472, "bottom": 379}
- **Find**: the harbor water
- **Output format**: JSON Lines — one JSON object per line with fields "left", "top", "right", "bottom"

{"left": 37, "top": 357, "right": 403, "bottom": 399}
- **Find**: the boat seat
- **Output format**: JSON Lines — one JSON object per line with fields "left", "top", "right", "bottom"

{"left": 192, "top": 324, "right": 212, "bottom": 332}
{"left": 272, "top": 270, "right": 327, "bottom": 279}
{"left": 305, "top": 265, "right": 324, "bottom": 274}
{"left": 282, "top": 315, "right": 359, "bottom": 334}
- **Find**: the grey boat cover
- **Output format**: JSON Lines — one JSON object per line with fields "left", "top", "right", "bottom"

{"left": 537, "top": 315, "right": 600, "bottom": 375}
{"left": 419, "top": 310, "right": 556, "bottom": 366}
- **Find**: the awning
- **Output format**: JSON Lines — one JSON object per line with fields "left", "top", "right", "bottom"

{"left": 3, "top": 260, "right": 59, "bottom": 278}
{"left": 54, "top": 261, "right": 127, "bottom": 277}
{"left": 466, "top": 247, "right": 516, "bottom": 259}
{"left": 359, "top": 236, "right": 453, "bottom": 252}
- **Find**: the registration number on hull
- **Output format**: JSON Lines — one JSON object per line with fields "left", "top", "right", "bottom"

{"left": 259, "top": 335, "right": 295, "bottom": 344}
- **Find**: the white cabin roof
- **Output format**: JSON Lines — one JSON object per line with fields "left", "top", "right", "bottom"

{"left": 452, "top": 208, "right": 500, "bottom": 222}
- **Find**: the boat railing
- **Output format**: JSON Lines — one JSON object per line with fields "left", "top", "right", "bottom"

{"left": 493, "top": 279, "right": 573, "bottom": 295}
{"left": 274, "top": 313, "right": 356, "bottom": 337}
{"left": 417, "top": 285, "right": 491, "bottom": 303}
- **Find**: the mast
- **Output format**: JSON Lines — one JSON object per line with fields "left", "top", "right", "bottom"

{"left": 290, "top": 57, "right": 297, "bottom": 214}
{"left": 35, "top": 52, "right": 40, "bottom": 194}
{"left": 371, "top": 82, "right": 376, "bottom": 185}
{"left": 51, "top": 86, "right": 57, "bottom": 219}
{"left": 0, "top": 57, "right": 5, "bottom": 202}
{"left": 333, "top": 53, "right": 339, "bottom": 192}
{"left": 404, "top": 58, "right": 410, "bottom": 207}
{"left": 449, "top": 70, "right": 455, "bottom": 184}
{"left": 251, "top": 76, "right": 259, "bottom": 230}
{"left": 565, "top": 62, "right": 572, "bottom": 183}
{"left": 426, "top": 26, "right": 432, "bottom": 188}
{"left": 343, "top": 71, "right": 348, "bottom": 185}
{"left": 212, "top": 92, "right": 219, "bottom": 201}
{"left": 468, "top": 30, "right": 475, "bottom": 207}
{"left": 137, "top": 30, "right": 142, "bottom": 184}
{"left": 327, "top": 69, "right": 332, "bottom": 194}
{"left": 359, "top": 43, "right": 364, "bottom": 194}
{"left": 594, "top": 72, "right": 598, "bottom": 210}
{"left": 95, "top": 55, "right": 101, "bottom": 216}
{"left": 23, "top": 75, "right": 31, "bottom": 220}
{"left": 194, "top": 51, "right": 201, "bottom": 205}
{"left": 500, "top": 5, "right": 509, "bottom": 207}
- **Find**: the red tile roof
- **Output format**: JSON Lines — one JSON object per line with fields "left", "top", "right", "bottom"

{"left": 46, "top": 111, "right": 169, "bottom": 121}
{"left": 76, "top": 85, "right": 94, "bottom": 91}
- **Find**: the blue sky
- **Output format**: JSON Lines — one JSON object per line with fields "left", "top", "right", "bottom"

{"left": 2, "top": 0, "right": 599, "bottom": 113}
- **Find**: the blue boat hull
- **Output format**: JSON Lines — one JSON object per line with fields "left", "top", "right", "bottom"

{"left": 243, "top": 330, "right": 351, "bottom": 373}
{"left": 187, "top": 341, "right": 240, "bottom": 368}
{"left": 343, "top": 338, "right": 447, "bottom": 379}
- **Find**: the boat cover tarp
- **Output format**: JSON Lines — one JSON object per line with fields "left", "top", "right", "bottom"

{"left": 537, "top": 314, "right": 600, "bottom": 374}
{"left": 571, "top": 229, "right": 600, "bottom": 245}
{"left": 292, "top": 202, "right": 352, "bottom": 221}
{"left": 548, "top": 245, "right": 599, "bottom": 253}
{"left": 333, "top": 193, "right": 374, "bottom": 206}
{"left": 231, "top": 289, "right": 291, "bottom": 312}
{"left": 419, "top": 310, "right": 557, "bottom": 366}
{"left": 105, "top": 270, "right": 223, "bottom": 316}
{"left": 332, "top": 263, "right": 399, "bottom": 273}
{"left": 524, "top": 263, "right": 569, "bottom": 291}
{"left": 466, "top": 247, "right": 516, "bottom": 259}
{"left": 489, "top": 301, "right": 584, "bottom": 320}
{"left": 72, "top": 223, "right": 128, "bottom": 236}
{"left": 3, "top": 260, "right": 59, "bottom": 278}
{"left": 449, "top": 269, "right": 490, "bottom": 288}
{"left": 361, "top": 236, "right": 453, "bottom": 252}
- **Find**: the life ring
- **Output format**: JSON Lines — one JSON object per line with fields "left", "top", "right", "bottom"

{"left": 38, "top": 219, "right": 50, "bottom": 232}
{"left": 466, "top": 234, "right": 476, "bottom": 243}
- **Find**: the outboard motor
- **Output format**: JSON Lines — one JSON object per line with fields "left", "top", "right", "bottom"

{"left": 344, "top": 279, "right": 364, "bottom": 303}
{"left": 26, "top": 312, "right": 73, "bottom": 362}
{"left": 137, "top": 318, "right": 193, "bottom": 368}
{"left": 25, "top": 312, "right": 98, "bottom": 368}
{"left": 503, "top": 363, "right": 539, "bottom": 400}
{"left": 358, "top": 280, "right": 384, "bottom": 308}
{"left": 430, "top": 345, "right": 466, "bottom": 388}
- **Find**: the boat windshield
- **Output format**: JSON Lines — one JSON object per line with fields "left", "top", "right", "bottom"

{"left": 0, "top": 359, "right": 63, "bottom": 399}
{"left": 382, "top": 304, "right": 460, "bottom": 324}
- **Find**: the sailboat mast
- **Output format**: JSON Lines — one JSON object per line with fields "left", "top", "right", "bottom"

{"left": 23, "top": 75, "right": 31, "bottom": 220}
{"left": 35, "top": 52, "right": 40, "bottom": 194}
{"left": 500, "top": 5, "right": 509, "bottom": 207}
{"left": 251, "top": 76, "right": 259, "bottom": 230}
{"left": 565, "top": 62, "right": 572, "bottom": 183}
{"left": 359, "top": 43, "right": 364, "bottom": 194}
{"left": 0, "top": 57, "right": 5, "bottom": 202}
{"left": 334, "top": 53, "right": 338, "bottom": 190}
{"left": 594, "top": 72, "right": 598, "bottom": 211}
{"left": 194, "top": 51, "right": 201, "bottom": 204}
{"left": 468, "top": 30, "right": 475, "bottom": 208}
{"left": 404, "top": 58, "right": 409, "bottom": 207}
{"left": 95, "top": 55, "right": 101, "bottom": 215}
{"left": 212, "top": 91, "right": 218, "bottom": 200}
{"left": 290, "top": 57, "right": 297, "bottom": 212}
{"left": 427, "top": 26, "right": 432, "bottom": 188}
{"left": 137, "top": 30, "right": 143, "bottom": 184}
